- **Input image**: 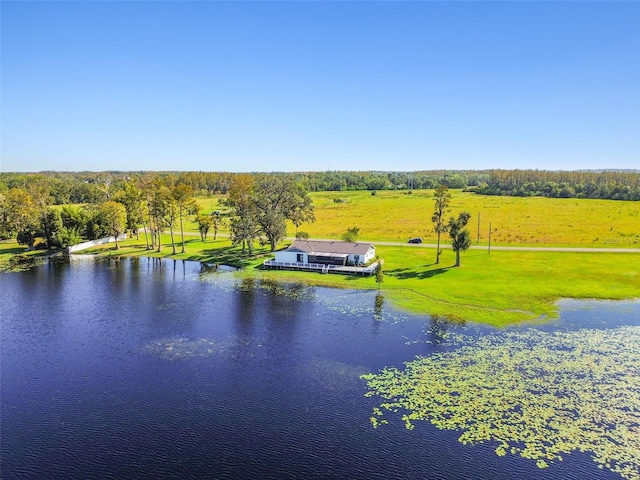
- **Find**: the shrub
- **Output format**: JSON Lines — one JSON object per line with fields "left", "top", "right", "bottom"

{"left": 58, "top": 227, "right": 82, "bottom": 248}
{"left": 342, "top": 226, "right": 360, "bottom": 243}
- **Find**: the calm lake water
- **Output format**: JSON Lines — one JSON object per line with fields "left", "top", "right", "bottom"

{"left": 1, "top": 257, "right": 638, "bottom": 479}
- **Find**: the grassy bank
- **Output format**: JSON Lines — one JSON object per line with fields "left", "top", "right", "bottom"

{"left": 28, "top": 233, "right": 635, "bottom": 327}
{"left": 258, "top": 244, "right": 640, "bottom": 326}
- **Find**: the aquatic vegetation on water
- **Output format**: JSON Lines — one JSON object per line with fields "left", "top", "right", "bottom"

{"left": 319, "top": 292, "right": 408, "bottom": 324}
{"left": 2, "top": 254, "right": 47, "bottom": 272}
{"left": 362, "top": 326, "right": 640, "bottom": 480}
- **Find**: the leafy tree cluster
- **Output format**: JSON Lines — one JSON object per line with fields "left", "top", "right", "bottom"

{"left": 227, "top": 174, "right": 315, "bottom": 254}
{"left": 297, "top": 171, "right": 488, "bottom": 192}
{"left": 474, "top": 169, "right": 640, "bottom": 201}
{"left": 0, "top": 171, "right": 232, "bottom": 205}
{"left": 0, "top": 188, "right": 124, "bottom": 249}
{"left": 0, "top": 174, "right": 200, "bottom": 253}
{"left": 1, "top": 169, "right": 638, "bottom": 208}
{"left": 0, "top": 172, "right": 313, "bottom": 255}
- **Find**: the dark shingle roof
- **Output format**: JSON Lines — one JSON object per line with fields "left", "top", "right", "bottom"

{"left": 287, "top": 240, "right": 374, "bottom": 255}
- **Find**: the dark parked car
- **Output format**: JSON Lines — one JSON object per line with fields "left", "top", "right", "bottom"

{"left": 408, "top": 237, "right": 422, "bottom": 244}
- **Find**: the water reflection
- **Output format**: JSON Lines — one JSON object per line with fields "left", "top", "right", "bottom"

{"left": 200, "top": 263, "right": 239, "bottom": 273}
{"left": 234, "top": 277, "right": 257, "bottom": 339}
{"left": 374, "top": 293, "right": 384, "bottom": 322}
{"left": 426, "top": 314, "right": 466, "bottom": 346}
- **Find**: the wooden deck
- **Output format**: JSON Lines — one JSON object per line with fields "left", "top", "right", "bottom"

{"left": 263, "top": 259, "right": 381, "bottom": 276}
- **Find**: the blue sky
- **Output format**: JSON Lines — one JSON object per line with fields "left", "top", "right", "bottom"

{"left": 1, "top": 1, "right": 639, "bottom": 172}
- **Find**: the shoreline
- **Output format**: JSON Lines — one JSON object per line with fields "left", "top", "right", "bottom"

{"left": 2, "top": 237, "right": 639, "bottom": 327}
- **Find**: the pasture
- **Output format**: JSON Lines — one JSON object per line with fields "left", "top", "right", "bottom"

{"left": 304, "top": 189, "right": 640, "bottom": 246}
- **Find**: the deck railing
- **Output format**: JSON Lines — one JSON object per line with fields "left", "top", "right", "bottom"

{"left": 263, "top": 259, "right": 380, "bottom": 276}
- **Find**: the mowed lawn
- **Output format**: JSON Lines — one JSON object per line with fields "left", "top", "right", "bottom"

{"left": 304, "top": 190, "right": 640, "bottom": 246}
{"left": 374, "top": 246, "right": 640, "bottom": 326}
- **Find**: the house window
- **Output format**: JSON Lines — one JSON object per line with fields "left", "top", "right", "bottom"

{"left": 297, "top": 254, "right": 304, "bottom": 262}
{"left": 354, "top": 255, "right": 360, "bottom": 263}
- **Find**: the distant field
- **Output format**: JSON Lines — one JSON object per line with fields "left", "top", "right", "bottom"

{"left": 303, "top": 190, "right": 640, "bottom": 246}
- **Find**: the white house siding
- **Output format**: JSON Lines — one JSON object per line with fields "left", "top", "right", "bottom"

{"left": 275, "top": 242, "right": 376, "bottom": 265}
{"left": 274, "top": 250, "right": 305, "bottom": 263}
{"left": 348, "top": 247, "right": 374, "bottom": 265}
{"left": 363, "top": 247, "right": 376, "bottom": 263}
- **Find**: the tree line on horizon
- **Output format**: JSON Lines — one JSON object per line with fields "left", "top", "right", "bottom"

{"left": 1, "top": 169, "right": 638, "bottom": 204}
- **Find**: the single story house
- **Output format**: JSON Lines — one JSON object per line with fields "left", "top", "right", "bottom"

{"left": 274, "top": 240, "right": 376, "bottom": 267}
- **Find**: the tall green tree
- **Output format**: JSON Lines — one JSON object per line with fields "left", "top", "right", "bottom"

{"left": 230, "top": 213, "right": 259, "bottom": 255}
{"left": 99, "top": 201, "right": 127, "bottom": 250}
{"left": 196, "top": 214, "right": 213, "bottom": 241}
{"left": 140, "top": 176, "right": 159, "bottom": 250}
{"left": 83, "top": 204, "right": 107, "bottom": 240}
{"left": 227, "top": 174, "right": 254, "bottom": 210}
{"left": 289, "top": 184, "right": 316, "bottom": 235}
{"left": 2, "top": 188, "right": 40, "bottom": 248}
{"left": 250, "top": 175, "right": 314, "bottom": 252}
{"left": 448, "top": 212, "right": 472, "bottom": 267}
{"left": 172, "top": 184, "right": 196, "bottom": 254}
{"left": 228, "top": 175, "right": 259, "bottom": 254}
{"left": 41, "top": 208, "right": 63, "bottom": 248}
{"left": 374, "top": 258, "right": 384, "bottom": 291}
{"left": 115, "top": 180, "right": 148, "bottom": 248}
{"left": 211, "top": 212, "right": 223, "bottom": 240}
{"left": 60, "top": 205, "right": 89, "bottom": 237}
{"left": 0, "top": 192, "right": 8, "bottom": 239}
{"left": 148, "top": 181, "right": 176, "bottom": 253}
{"left": 432, "top": 184, "right": 451, "bottom": 264}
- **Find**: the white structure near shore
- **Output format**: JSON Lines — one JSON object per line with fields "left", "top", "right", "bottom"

{"left": 66, "top": 234, "right": 127, "bottom": 254}
{"left": 264, "top": 240, "right": 380, "bottom": 276}
{"left": 274, "top": 240, "right": 376, "bottom": 266}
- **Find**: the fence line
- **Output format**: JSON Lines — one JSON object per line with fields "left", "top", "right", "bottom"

{"left": 67, "top": 234, "right": 127, "bottom": 254}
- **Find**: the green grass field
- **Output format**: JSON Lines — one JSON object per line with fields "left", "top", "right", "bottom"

{"left": 2, "top": 190, "right": 639, "bottom": 326}
{"left": 304, "top": 189, "right": 640, "bottom": 246}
